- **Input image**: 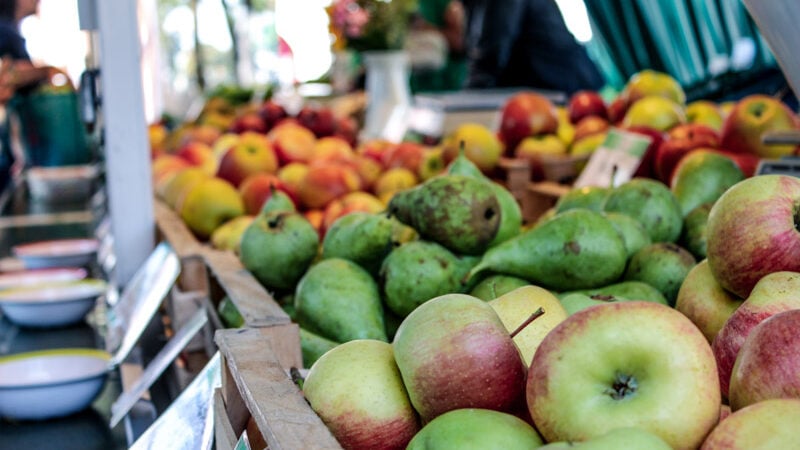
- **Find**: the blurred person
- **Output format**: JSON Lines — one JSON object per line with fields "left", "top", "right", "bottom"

{"left": 464, "top": 0, "right": 605, "bottom": 95}
{"left": 408, "top": 0, "right": 468, "bottom": 92}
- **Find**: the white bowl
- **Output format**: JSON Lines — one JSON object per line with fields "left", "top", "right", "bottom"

{"left": 12, "top": 238, "right": 99, "bottom": 269}
{"left": 0, "top": 348, "right": 110, "bottom": 420}
{"left": 25, "top": 164, "right": 99, "bottom": 203}
{"left": 0, "top": 267, "right": 88, "bottom": 290}
{"left": 0, "top": 279, "right": 107, "bottom": 328}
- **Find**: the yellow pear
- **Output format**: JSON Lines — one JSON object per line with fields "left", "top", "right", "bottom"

{"left": 488, "top": 285, "right": 568, "bottom": 366}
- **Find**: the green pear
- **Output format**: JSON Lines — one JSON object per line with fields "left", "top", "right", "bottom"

{"left": 446, "top": 150, "right": 522, "bottom": 247}
{"left": 393, "top": 294, "right": 527, "bottom": 422}
{"left": 603, "top": 178, "right": 683, "bottom": 243}
{"left": 679, "top": 202, "right": 712, "bottom": 260}
{"left": 260, "top": 185, "right": 296, "bottom": 214}
{"left": 217, "top": 296, "right": 244, "bottom": 328}
{"left": 670, "top": 150, "right": 744, "bottom": 216}
{"left": 558, "top": 292, "right": 630, "bottom": 315}
{"left": 321, "top": 212, "right": 396, "bottom": 275}
{"left": 388, "top": 174, "right": 500, "bottom": 255}
{"left": 239, "top": 211, "right": 319, "bottom": 291}
{"left": 300, "top": 327, "right": 339, "bottom": 369}
{"left": 469, "top": 274, "right": 531, "bottom": 301}
{"left": 303, "top": 340, "right": 420, "bottom": 450}
{"left": 554, "top": 186, "right": 610, "bottom": 213}
{"left": 559, "top": 280, "right": 668, "bottom": 305}
{"left": 623, "top": 242, "right": 697, "bottom": 306}
{"left": 380, "top": 240, "right": 478, "bottom": 317}
{"left": 467, "top": 209, "right": 627, "bottom": 292}
{"left": 295, "top": 258, "right": 387, "bottom": 342}
{"left": 406, "top": 408, "right": 544, "bottom": 450}
{"left": 602, "top": 212, "right": 652, "bottom": 260}
{"left": 539, "top": 427, "right": 671, "bottom": 449}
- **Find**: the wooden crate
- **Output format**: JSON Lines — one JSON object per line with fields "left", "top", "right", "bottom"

{"left": 519, "top": 181, "right": 571, "bottom": 224}
{"left": 154, "top": 198, "right": 209, "bottom": 294}
{"left": 215, "top": 328, "right": 342, "bottom": 450}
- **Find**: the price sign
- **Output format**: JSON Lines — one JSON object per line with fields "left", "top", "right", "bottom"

{"left": 573, "top": 128, "right": 653, "bottom": 189}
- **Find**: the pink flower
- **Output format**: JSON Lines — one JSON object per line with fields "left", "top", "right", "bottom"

{"left": 331, "top": 0, "right": 370, "bottom": 39}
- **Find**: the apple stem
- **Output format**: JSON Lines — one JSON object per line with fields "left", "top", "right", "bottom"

{"left": 290, "top": 367, "right": 305, "bottom": 390}
{"left": 510, "top": 307, "right": 545, "bottom": 339}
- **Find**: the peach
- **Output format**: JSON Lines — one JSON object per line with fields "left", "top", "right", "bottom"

{"left": 297, "top": 163, "right": 361, "bottom": 210}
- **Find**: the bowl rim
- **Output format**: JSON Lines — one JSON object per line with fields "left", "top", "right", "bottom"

{"left": 0, "top": 279, "right": 107, "bottom": 305}
{"left": 0, "top": 267, "right": 88, "bottom": 290}
{"left": 12, "top": 238, "right": 100, "bottom": 258}
{"left": 0, "top": 348, "right": 111, "bottom": 389}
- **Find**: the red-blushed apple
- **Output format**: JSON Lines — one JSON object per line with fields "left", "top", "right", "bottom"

{"left": 357, "top": 138, "right": 396, "bottom": 164}
{"left": 277, "top": 162, "right": 309, "bottom": 200}
{"left": 623, "top": 69, "right": 686, "bottom": 105}
{"left": 712, "top": 149, "right": 760, "bottom": 177}
{"left": 711, "top": 271, "right": 800, "bottom": 400}
{"left": 572, "top": 115, "right": 610, "bottom": 142}
{"left": 718, "top": 404, "right": 732, "bottom": 423}
{"left": 296, "top": 105, "right": 337, "bottom": 138}
{"left": 185, "top": 123, "right": 223, "bottom": 147}
{"left": 211, "top": 132, "right": 241, "bottom": 160}
{"left": 304, "top": 208, "right": 325, "bottom": 238}
{"left": 302, "top": 340, "right": 420, "bottom": 450}
{"left": 392, "top": 293, "right": 527, "bottom": 423}
{"left": 216, "top": 131, "right": 278, "bottom": 187}
{"left": 607, "top": 95, "right": 630, "bottom": 125}
{"left": 567, "top": 90, "right": 608, "bottom": 124}
{"left": 381, "top": 141, "right": 426, "bottom": 172}
{"left": 238, "top": 173, "right": 294, "bottom": 215}
{"left": 625, "top": 125, "right": 665, "bottom": 179}
{"left": 228, "top": 111, "right": 268, "bottom": 134}
{"left": 268, "top": 121, "right": 317, "bottom": 164}
{"left": 151, "top": 154, "right": 191, "bottom": 186}
{"left": 311, "top": 136, "right": 355, "bottom": 162}
{"left": 728, "top": 309, "right": 800, "bottom": 411}
{"left": 321, "top": 191, "right": 385, "bottom": 235}
{"left": 514, "top": 133, "right": 568, "bottom": 182}
{"left": 705, "top": 174, "right": 800, "bottom": 298}
{"left": 655, "top": 123, "right": 720, "bottom": 183}
{"left": 158, "top": 167, "right": 210, "bottom": 211}
{"left": 257, "top": 99, "right": 288, "bottom": 131}
{"left": 175, "top": 141, "right": 218, "bottom": 176}
{"left": 686, "top": 100, "right": 724, "bottom": 131}
{"left": 441, "top": 123, "right": 504, "bottom": 173}
{"left": 527, "top": 301, "right": 720, "bottom": 450}
{"left": 674, "top": 259, "right": 744, "bottom": 344}
{"left": 621, "top": 95, "right": 686, "bottom": 132}
{"left": 346, "top": 154, "right": 383, "bottom": 191}
{"left": 700, "top": 399, "right": 800, "bottom": 449}
{"left": 498, "top": 92, "right": 559, "bottom": 155}
{"left": 333, "top": 115, "right": 359, "bottom": 148}
{"left": 719, "top": 94, "right": 800, "bottom": 158}
{"left": 296, "top": 162, "right": 361, "bottom": 210}
{"left": 179, "top": 176, "right": 245, "bottom": 239}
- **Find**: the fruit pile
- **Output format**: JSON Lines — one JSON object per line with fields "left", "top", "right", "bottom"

{"left": 502, "top": 69, "right": 799, "bottom": 185}
{"left": 298, "top": 171, "right": 800, "bottom": 450}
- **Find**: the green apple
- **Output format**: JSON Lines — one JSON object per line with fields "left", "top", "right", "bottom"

{"left": 674, "top": 259, "right": 743, "bottom": 344}
{"left": 488, "top": 285, "right": 568, "bottom": 366}
{"left": 701, "top": 399, "right": 800, "bottom": 449}
{"left": 406, "top": 408, "right": 544, "bottom": 450}
{"left": 303, "top": 339, "right": 420, "bottom": 450}
{"left": 393, "top": 293, "right": 527, "bottom": 422}
{"left": 621, "top": 96, "right": 686, "bottom": 132}
{"left": 624, "top": 69, "right": 686, "bottom": 105}
{"left": 527, "top": 301, "right": 720, "bottom": 449}
{"left": 685, "top": 100, "right": 724, "bottom": 131}
{"left": 539, "top": 426, "right": 671, "bottom": 449}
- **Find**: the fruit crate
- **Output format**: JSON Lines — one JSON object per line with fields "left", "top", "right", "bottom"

{"left": 214, "top": 327, "right": 341, "bottom": 450}
{"left": 520, "top": 181, "right": 571, "bottom": 224}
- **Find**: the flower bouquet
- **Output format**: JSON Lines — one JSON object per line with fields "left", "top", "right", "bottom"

{"left": 328, "top": 0, "right": 418, "bottom": 53}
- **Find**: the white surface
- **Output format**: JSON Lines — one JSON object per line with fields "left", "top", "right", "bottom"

{"left": 96, "top": 0, "right": 155, "bottom": 287}
{"left": 0, "top": 279, "right": 106, "bottom": 328}
{"left": 0, "top": 349, "right": 110, "bottom": 420}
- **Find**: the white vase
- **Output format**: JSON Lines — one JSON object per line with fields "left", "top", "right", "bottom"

{"left": 361, "top": 50, "right": 412, "bottom": 141}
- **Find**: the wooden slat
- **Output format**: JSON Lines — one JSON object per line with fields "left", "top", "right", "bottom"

{"left": 216, "top": 328, "right": 343, "bottom": 450}
{"left": 153, "top": 198, "right": 204, "bottom": 260}
{"left": 213, "top": 387, "right": 238, "bottom": 450}
{"left": 203, "top": 249, "right": 290, "bottom": 328}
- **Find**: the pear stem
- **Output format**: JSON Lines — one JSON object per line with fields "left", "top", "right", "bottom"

{"left": 489, "top": 282, "right": 498, "bottom": 300}
{"left": 590, "top": 294, "right": 616, "bottom": 302}
{"left": 510, "top": 307, "right": 545, "bottom": 339}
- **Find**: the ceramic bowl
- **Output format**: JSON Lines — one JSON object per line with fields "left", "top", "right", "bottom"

{"left": 0, "top": 267, "right": 88, "bottom": 290}
{"left": 0, "top": 348, "right": 110, "bottom": 420}
{"left": 12, "top": 238, "right": 99, "bottom": 269}
{"left": 25, "top": 164, "right": 99, "bottom": 203}
{"left": 0, "top": 279, "right": 107, "bottom": 328}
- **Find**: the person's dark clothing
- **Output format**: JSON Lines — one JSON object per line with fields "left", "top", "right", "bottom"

{"left": 465, "top": 0, "right": 605, "bottom": 95}
{"left": 0, "top": 18, "right": 30, "bottom": 61}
